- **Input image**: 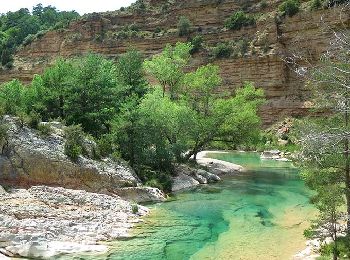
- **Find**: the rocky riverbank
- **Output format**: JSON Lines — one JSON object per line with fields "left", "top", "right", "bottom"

{"left": 0, "top": 116, "right": 247, "bottom": 259}
{"left": 0, "top": 185, "right": 149, "bottom": 259}
{"left": 171, "top": 151, "right": 245, "bottom": 192}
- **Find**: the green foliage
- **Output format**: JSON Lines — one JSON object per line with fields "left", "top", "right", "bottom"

{"left": 131, "top": 203, "right": 139, "bottom": 214}
{"left": 212, "top": 42, "right": 233, "bottom": 58}
{"left": 37, "top": 123, "right": 52, "bottom": 136}
{"left": 320, "top": 236, "right": 350, "bottom": 259}
{"left": 96, "top": 135, "right": 113, "bottom": 157}
{"left": 0, "top": 5, "right": 79, "bottom": 66}
{"left": 189, "top": 35, "right": 204, "bottom": 54}
{"left": 144, "top": 42, "right": 192, "bottom": 99}
{"left": 0, "top": 79, "right": 25, "bottom": 115}
{"left": 64, "top": 54, "right": 118, "bottom": 136}
{"left": 64, "top": 124, "right": 85, "bottom": 162}
{"left": 177, "top": 16, "right": 192, "bottom": 37}
{"left": 278, "top": 0, "right": 300, "bottom": 17}
{"left": 225, "top": 11, "right": 256, "bottom": 31}
{"left": 310, "top": 0, "right": 323, "bottom": 10}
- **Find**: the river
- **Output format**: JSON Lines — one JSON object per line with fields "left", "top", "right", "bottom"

{"left": 71, "top": 152, "right": 315, "bottom": 260}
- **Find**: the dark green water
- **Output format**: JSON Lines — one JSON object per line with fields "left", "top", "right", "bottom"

{"left": 77, "top": 152, "right": 315, "bottom": 260}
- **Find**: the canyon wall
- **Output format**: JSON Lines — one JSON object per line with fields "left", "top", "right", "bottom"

{"left": 0, "top": 0, "right": 349, "bottom": 125}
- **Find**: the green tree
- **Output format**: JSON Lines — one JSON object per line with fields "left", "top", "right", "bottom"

{"left": 0, "top": 79, "right": 25, "bottom": 115}
{"left": 116, "top": 49, "right": 148, "bottom": 98}
{"left": 64, "top": 54, "right": 118, "bottom": 136}
{"left": 295, "top": 30, "right": 350, "bottom": 234}
{"left": 144, "top": 42, "right": 192, "bottom": 99}
{"left": 178, "top": 16, "right": 192, "bottom": 37}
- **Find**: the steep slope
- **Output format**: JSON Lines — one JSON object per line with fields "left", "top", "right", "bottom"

{"left": 0, "top": 0, "right": 349, "bottom": 125}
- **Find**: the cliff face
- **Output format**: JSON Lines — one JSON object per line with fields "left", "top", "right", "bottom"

{"left": 0, "top": 0, "right": 349, "bottom": 125}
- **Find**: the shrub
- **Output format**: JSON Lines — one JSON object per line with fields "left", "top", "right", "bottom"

{"left": 64, "top": 124, "right": 85, "bottom": 162}
{"left": 320, "top": 236, "right": 350, "bottom": 259}
{"left": 310, "top": 0, "right": 322, "bottom": 10}
{"left": 97, "top": 135, "right": 113, "bottom": 157}
{"left": 225, "top": 11, "right": 256, "bottom": 31}
{"left": 139, "top": 168, "right": 172, "bottom": 192}
{"left": 190, "top": 35, "right": 204, "bottom": 54}
{"left": 26, "top": 111, "right": 41, "bottom": 129}
{"left": 37, "top": 123, "right": 52, "bottom": 136}
{"left": 279, "top": 0, "right": 300, "bottom": 17}
{"left": 178, "top": 16, "right": 192, "bottom": 37}
{"left": 260, "top": 0, "right": 268, "bottom": 9}
{"left": 154, "top": 27, "right": 162, "bottom": 34}
{"left": 131, "top": 202, "right": 139, "bottom": 214}
{"left": 213, "top": 42, "right": 233, "bottom": 58}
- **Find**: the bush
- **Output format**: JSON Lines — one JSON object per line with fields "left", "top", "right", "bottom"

{"left": 260, "top": 0, "right": 268, "bottom": 9}
{"left": 97, "top": 135, "right": 113, "bottom": 157}
{"left": 64, "top": 124, "right": 85, "bottom": 162}
{"left": 310, "top": 0, "right": 322, "bottom": 10}
{"left": 213, "top": 42, "right": 233, "bottom": 58}
{"left": 178, "top": 16, "right": 192, "bottom": 37}
{"left": 190, "top": 35, "right": 204, "bottom": 54}
{"left": 225, "top": 11, "right": 256, "bottom": 31}
{"left": 26, "top": 111, "right": 41, "bottom": 129}
{"left": 279, "top": 0, "right": 300, "bottom": 17}
{"left": 131, "top": 202, "right": 139, "bottom": 214}
{"left": 37, "top": 123, "right": 52, "bottom": 136}
{"left": 139, "top": 168, "right": 172, "bottom": 192}
{"left": 320, "top": 236, "right": 350, "bottom": 259}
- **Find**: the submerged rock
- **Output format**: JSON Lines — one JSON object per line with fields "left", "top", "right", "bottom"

{"left": 0, "top": 186, "right": 148, "bottom": 259}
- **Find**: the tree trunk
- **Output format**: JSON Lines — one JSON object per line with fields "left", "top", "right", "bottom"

{"left": 345, "top": 106, "right": 350, "bottom": 234}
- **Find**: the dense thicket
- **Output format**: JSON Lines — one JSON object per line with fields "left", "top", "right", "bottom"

{"left": 0, "top": 4, "right": 79, "bottom": 67}
{"left": 0, "top": 43, "right": 264, "bottom": 191}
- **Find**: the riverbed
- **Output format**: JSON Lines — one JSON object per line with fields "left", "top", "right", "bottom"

{"left": 67, "top": 152, "right": 315, "bottom": 260}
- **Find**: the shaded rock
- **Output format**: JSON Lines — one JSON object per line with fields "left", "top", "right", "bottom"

{"left": 113, "top": 187, "right": 166, "bottom": 203}
{"left": 0, "top": 186, "right": 7, "bottom": 195}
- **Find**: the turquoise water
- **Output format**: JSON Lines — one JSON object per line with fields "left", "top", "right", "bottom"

{"left": 75, "top": 152, "right": 315, "bottom": 260}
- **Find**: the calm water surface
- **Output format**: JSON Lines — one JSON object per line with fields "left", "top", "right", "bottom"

{"left": 74, "top": 152, "right": 315, "bottom": 260}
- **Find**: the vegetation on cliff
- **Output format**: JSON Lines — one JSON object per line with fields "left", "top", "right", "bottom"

{"left": 0, "top": 4, "right": 79, "bottom": 68}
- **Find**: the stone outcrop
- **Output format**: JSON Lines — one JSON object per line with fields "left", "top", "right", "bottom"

{"left": 172, "top": 164, "right": 223, "bottom": 192}
{"left": 0, "top": 116, "right": 165, "bottom": 202}
{"left": 0, "top": 1, "right": 349, "bottom": 125}
{"left": 0, "top": 186, "right": 148, "bottom": 259}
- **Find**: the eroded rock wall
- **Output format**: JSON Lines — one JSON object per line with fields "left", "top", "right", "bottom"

{"left": 0, "top": 0, "right": 349, "bottom": 125}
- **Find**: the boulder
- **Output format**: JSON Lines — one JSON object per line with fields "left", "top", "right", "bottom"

{"left": 172, "top": 173, "right": 200, "bottom": 192}
{"left": 0, "top": 116, "right": 141, "bottom": 193}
